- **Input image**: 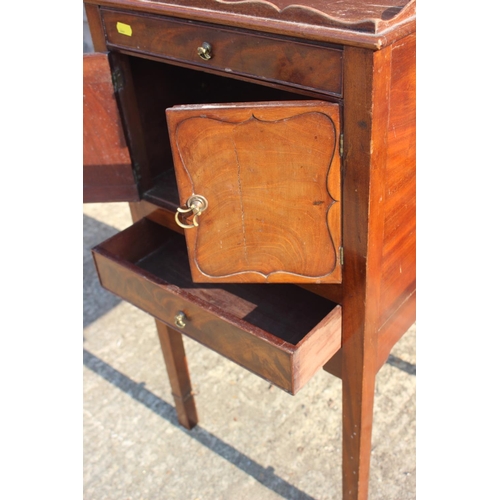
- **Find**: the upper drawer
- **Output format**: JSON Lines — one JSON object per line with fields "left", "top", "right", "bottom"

{"left": 101, "top": 8, "right": 343, "bottom": 97}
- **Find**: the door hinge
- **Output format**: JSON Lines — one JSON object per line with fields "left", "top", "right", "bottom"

{"left": 112, "top": 67, "right": 124, "bottom": 92}
{"left": 339, "top": 246, "right": 344, "bottom": 266}
{"left": 340, "top": 134, "right": 344, "bottom": 158}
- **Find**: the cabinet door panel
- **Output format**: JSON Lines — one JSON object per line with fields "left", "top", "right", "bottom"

{"left": 83, "top": 53, "right": 139, "bottom": 203}
{"left": 166, "top": 101, "right": 342, "bottom": 284}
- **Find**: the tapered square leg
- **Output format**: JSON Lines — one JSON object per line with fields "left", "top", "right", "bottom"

{"left": 341, "top": 355, "right": 376, "bottom": 500}
{"left": 155, "top": 319, "right": 198, "bottom": 430}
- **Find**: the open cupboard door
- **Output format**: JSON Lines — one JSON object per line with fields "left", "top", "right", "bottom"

{"left": 83, "top": 53, "right": 139, "bottom": 203}
{"left": 166, "top": 101, "right": 342, "bottom": 284}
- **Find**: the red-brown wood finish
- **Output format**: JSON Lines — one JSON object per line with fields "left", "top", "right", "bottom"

{"left": 83, "top": 53, "right": 139, "bottom": 203}
{"left": 101, "top": 9, "right": 343, "bottom": 97}
{"left": 85, "top": 0, "right": 415, "bottom": 48}
{"left": 167, "top": 101, "right": 342, "bottom": 284}
{"left": 129, "top": 199, "right": 182, "bottom": 235}
{"left": 323, "top": 33, "right": 416, "bottom": 378}
{"left": 84, "top": 0, "right": 416, "bottom": 497}
{"left": 337, "top": 35, "right": 415, "bottom": 499}
{"left": 376, "top": 290, "right": 415, "bottom": 371}
{"left": 378, "top": 33, "right": 416, "bottom": 327}
{"left": 129, "top": 199, "right": 198, "bottom": 430}
{"left": 92, "top": 219, "right": 342, "bottom": 394}
{"left": 106, "top": 52, "right": 159, "bottom": 196}
{"left": 155, "top": 320, "right": 199, "bottom": 429}
{"left": 138, "top": 0, "right": 415, "bottom": 34}
{"left": 84, "top": 3, "right": 107, "bottom": 52}
{"left": 339, "top": 46, "right": 382, "bottom": 500}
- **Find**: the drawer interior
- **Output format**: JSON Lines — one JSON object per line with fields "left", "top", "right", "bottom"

{"left": 93, "top": 219, "right": 342, "bottom": 393}
{"left": 139, "top": 236, "right": 335, "bottom": 346}
{"left": 100, "top": 219, "right": 336, "bottom": 345}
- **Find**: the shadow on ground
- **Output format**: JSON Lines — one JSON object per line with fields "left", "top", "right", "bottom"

{"left": 84, "top": 348, "right": 316, "bottom": 500}
{"left": 83, "top": 215, "right": 123, "bottom": 329}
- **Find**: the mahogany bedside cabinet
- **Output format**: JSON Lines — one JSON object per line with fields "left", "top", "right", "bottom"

{"left": 83, "top": 0, "right": 416, "bottom": 498}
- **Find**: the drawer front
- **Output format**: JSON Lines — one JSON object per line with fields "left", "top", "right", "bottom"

{"left": 101, "top": 9, "right": 343, "bottom": 97}
{"left": 92, "top": 219, "right": 342, "bottom": 394}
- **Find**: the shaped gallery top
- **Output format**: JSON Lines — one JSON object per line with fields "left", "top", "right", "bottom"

{"left": 87, "top": 0, "right": 416, "bottom": 48}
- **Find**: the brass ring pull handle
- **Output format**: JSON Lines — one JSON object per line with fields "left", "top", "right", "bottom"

{"left": 175, "top": 211, "right": 200, "bottom": 229}
{"left": 197, "top": 42, "right": 212, "bottom": 60}
{"left": 175, "top": 194, "right": 208, "bottom": 229}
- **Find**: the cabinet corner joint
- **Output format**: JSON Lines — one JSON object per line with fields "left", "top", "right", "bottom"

{"left": 112, "top": 67, "right": 125, "bottom": 92}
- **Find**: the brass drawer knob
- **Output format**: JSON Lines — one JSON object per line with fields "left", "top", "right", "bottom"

{"left": 175, "top": 194, "right": 208, "bottom": 229}
{"left": 175, "top": 311, "right": 187, "bottom": 329}
{"left": 197, "top": 42, "right": 212, "bottom": 61}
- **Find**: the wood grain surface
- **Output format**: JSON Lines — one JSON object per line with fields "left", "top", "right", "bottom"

{"left": 167, "top": 101, "right": 342, "bottom": 283}
{"left": 84, "top": 0, "right": 415, "bottom": 48}
{"left": 92, "top": 219, "right": 341, "bottom": 394}
{"left": 101, "top": 8, "right": 343, "bottom": 97}
{"left": 83, "top": 53, "right": 139, "bottom": 203}
{"left": 155, "top": 320, "right": 199, "bottom": 429}
{"left": 83, "top": 2, "right": 416, "bottom": 496}
{"left": 378, "top": 33, "right": 416, "bottom": 329}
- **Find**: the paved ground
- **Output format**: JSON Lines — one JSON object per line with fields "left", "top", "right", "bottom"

{"left": 83, "top": 202, "right": 416, "bottom": 500}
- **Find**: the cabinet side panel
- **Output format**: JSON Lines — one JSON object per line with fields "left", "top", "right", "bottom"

{"left": 83, "top": 53, "right": 139, "bottom": 203}
{"left": 378, "top": 33, "right": 416, "bottom": 328}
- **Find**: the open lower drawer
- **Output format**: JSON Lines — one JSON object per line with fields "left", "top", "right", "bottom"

{"left": 92, "top": 219, "right": 342, "bottom": 394}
